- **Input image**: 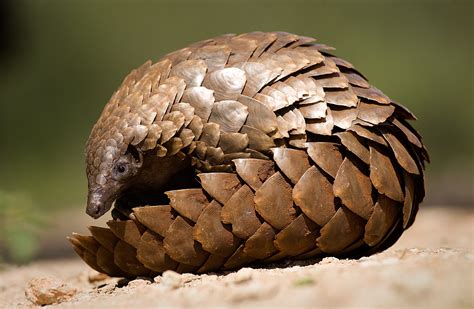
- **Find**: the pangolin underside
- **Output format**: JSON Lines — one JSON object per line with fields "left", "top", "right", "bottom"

{"left": 69, "top": 32, "right": 428, "bottom": 277}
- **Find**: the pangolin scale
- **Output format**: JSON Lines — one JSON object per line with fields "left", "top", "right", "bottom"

{"left": 69, "top": 32, "right": 428, "bottom": 277}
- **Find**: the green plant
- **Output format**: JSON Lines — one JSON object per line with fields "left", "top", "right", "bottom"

{"left": 0, "top": 191, "right": 47, "bottom": 263}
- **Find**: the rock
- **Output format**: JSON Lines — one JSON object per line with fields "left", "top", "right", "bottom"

{"left": 25, "top": 277, "right": 77, "bottom": 305}
{"left": 161, "top": 270, "right": 183, "bottom": 289}
{"left": 234, "top": 268, "right": 253, "bottom": 284}
{"left": 128, "top": 278, "right": 152, "bottom": 288}
{"left": 180, "top": 273, "right": 199, "bottom": 283}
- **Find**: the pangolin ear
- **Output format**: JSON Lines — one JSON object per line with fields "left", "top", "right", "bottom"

{"left": 127, "top": 145, "right": 143, "bottom": 168}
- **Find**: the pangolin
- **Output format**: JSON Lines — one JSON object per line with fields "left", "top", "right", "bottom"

{"left": 69, "top": 32, "right": 429, "bottom": 277}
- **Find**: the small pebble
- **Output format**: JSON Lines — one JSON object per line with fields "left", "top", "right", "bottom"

{"left": 127, "top": 278, "right": 151, "bottom": 288}
{"left": 25, "top": 277, "right": 77, "bottom": 305}
{"left": 161, "top": 270, "right": 183, "bottom": 289}
{"left": 234, "top": 268, "right": 253, "bottom": 284}
{"left": 180, "top": 273, "right": 198, "bottom": 283}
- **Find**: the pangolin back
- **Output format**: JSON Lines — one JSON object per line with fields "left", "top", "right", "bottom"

{"left": 70, "top": 32, "right": 428, "bottom": 277}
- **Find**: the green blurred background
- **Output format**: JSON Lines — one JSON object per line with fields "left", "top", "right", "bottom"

{"left": 0, "top": 0, "right": 472, "bottom": 262}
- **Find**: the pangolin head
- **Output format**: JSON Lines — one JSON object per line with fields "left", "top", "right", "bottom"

{"left": 85, "top": 113, "right": 144, "bottom": 218}
{"left": 85, "top": 62, "right": 153, "bottom": 218}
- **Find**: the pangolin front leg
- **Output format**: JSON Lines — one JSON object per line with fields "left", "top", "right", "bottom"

{"left": 69, "top": 32, "right": 428, "bottom": 277}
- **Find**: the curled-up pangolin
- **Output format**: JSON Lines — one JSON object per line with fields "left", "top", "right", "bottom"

{"left": 69, "top": 32, "right": 429, "bottom": 277}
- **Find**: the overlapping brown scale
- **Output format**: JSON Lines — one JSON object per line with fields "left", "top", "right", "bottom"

{"left": 260, "top": 85, "right": 293, "bottom": 111}
{"left": 208, "top": 100, "right": 249, "bottom": 133}
{"left": 379, "top": 128, "right": 420, "bottom": 175}
{"left": 226, "top": 37, "right": 258, "bottom": 65}
{"left": 266, "top": 32, "right": 299, "bottom": 53}
{"left": 391, "top": 101, "right": 417, "bottom": 120}
{"left": 247, "top": 32, "right": 278, "bottom": 58}
{"left": 288, "top": 134, "right": 308, "bottom": 149}
{"left": 166, "top": 189, "right": 209, "bottom": 222}
{"left": 169, "top": 59, "right": 207, "bottom": 88}
{"left": 243, "top": 223, "right": 278, "bottom": 259}
{"left": 335, "top": 131, "right": 370, "bottom": 164}
{"left": 331, "top": 106, "right": 358, "bottom": 129}
{"left": 163, "top": 48, "right": 192, "bottom": 66}
{"left": 299, "top": 102, "right": 327, "bottom": 119}
{"left": 293, "top": 47, "right": 325, "bottom": 66}
{"left": 364, "top": 195, "right": 400, "bottom": 246}
{"left": 357, "top": 101, "right": 395, "bottom": 125}
{"left": 163, "top": 111, "right": 186, "bottom": 132}
{"left": 194, "top": 200, "right": 239, "bottom": 257}
{"left": 342, "top": 70, "right": 370, "bottom": 88}
{"left": 203, "top": 68, "right": 247, "bottom": 101}
{"left": 369, "top": 145, "right": 404, "bottom": 202}
{"left": 163, "top": 216, "right": 208, "bottom": 266}
{"left": 181, "top": 86, "right": 215, "bottom": 121}
{"left": 313, "top": 73, "right": 350, "bottom": 89}
{"left": 239, "top": 62, "right": 281, "bottom": 97}
{"left": 274, "top": 81, "right": 300, "bottom": 104}
{"left": 333, "top": 157, "right": 374, "bottom": 219}
{"left": 89, "top": 226, "right": 119, "bottom": 253}
{"left": 72, "top": 246, "right": 103, "bottom": 274}
{"left": 326, "top": 56, "right": 354, "bottom": 70}
{"left": 353, "top": 86, "right": 390, "bottom": 105}
{"left": 137, "top": 231, "right": 178, "bottom": 272}
{"left": 391, "top": 118, "right": 423, "bottom": 148}
{"left": 198, "top": 172, "right": 241, "bottom": 204}
{"left": 107, "top": 220, "right": 143, "bottom": 248}
{"left": 274, "top": 214, "right": 319, "bottom": 256}
{"left": 223, "top": 152, "right": 251, "bottom": 164}
{"left": 158, "top": 120, "right": 178, "bottom": 145}
{"left": 254, "top": 171, "right": 296, "bottom": 230}
{"left": 171, "top": 102, "right": 195, "bottom": 125}
{"left": 140, "top": 124, "right": 163, "bottom": 151}
{"left": 200, "top": 123, "right": 220, "bottom": 147}
{"left": 218, "top": 132, "right": 249, "bottom": 153}
{"left": 271, "top": 148, "right": 311, "bottom": 184}
{"left": 324, "top": 89, "right": 358, "bottom": 107}
{"left": 317, "top": 206, "right": 366, "bottom": 254}
{"left": 68, "top": 233, "right": 100, "bottom": 254}
{"left": 304, "top": 58, "right": 339, "bottom": 77}
{"left": 189, "top": 45, "right": 231, "bottom": 72}
{"left": 163, "top": 137, "right": 184, "bottom": 156}
{"left": 233, "top": 158, "right": 275, "bottom": 191}
{"left": 284, "top": 77, "right": 312, "bottom": 100}
{"left": 349, "top": 123, "right": 388, "bottom": 147}
{"left": 178, "top": 128, "right": 195, "bottom": 148}
{"left": 223, "top": 245, "right": 256, "bottom": 270}
{"left": 96, "top": 246, "right": 128, "bottom": 277}
{"left": 282, "top": 109, "right": 306, "bottom": 135}
{"left": 306, "top": 109, "right": 334, "bottom": 135}
{"left": 274, "top": 50, "right": 311, "bottom": 81}
{"left": 114, "top": 240, "right": 151, "bottom": 277}
{"left": 293, "top": 166, "right": 337, "bottom": 226}
{"left": 197, "top": 254, "right": 226, "bottom": 273}
{"left": 306, "top": 142, "right": 343, "bottom": 178}
{"left": 402, "top": 172, "right": 416, "bottom": 228}
{"left": 240, "top": 125, "right": 275, "bottom": 152}
{"left": 221, "top": 185, "right": 261, "bottom": 239}
{"left": 239, "top": 95, "right": 278, "bottom": 134}
{"left": 187, "top": 115, "right": 204, "bottom": 140}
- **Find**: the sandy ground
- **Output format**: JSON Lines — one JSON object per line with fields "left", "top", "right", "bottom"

{"left": 0, "top": 206, "right": 473, "bottom": 308}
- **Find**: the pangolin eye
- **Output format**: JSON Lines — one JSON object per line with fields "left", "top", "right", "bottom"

{"left": 116, "top": 163, "right": 128, "bottom": 174}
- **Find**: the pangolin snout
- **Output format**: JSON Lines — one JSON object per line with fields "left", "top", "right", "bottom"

{"left": 86, "top": 190, "right": 114, "bottom": 219}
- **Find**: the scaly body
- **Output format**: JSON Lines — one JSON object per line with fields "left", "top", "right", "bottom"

{"left": 69, "top": 32, "right": 428, "bottom": 277}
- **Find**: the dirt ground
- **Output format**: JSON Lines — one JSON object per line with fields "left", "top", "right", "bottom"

{"left": 1, "top": 206, "right": 473, "bottom": 308}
